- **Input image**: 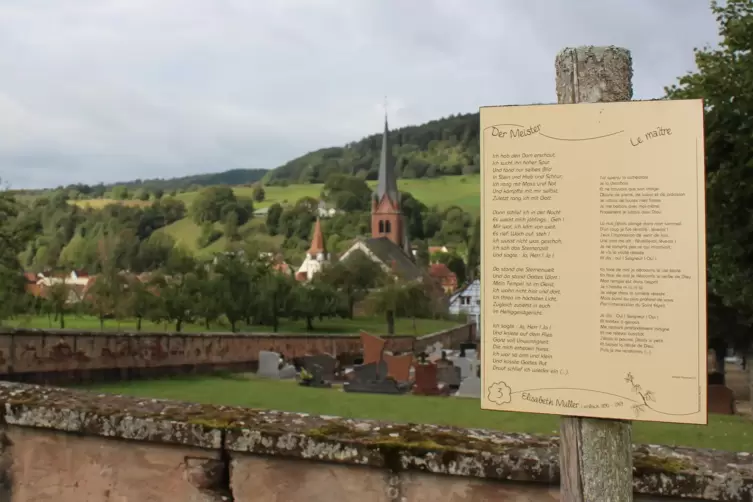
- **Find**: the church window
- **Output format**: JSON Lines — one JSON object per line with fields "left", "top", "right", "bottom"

{"left": 379, "top": 220, "right": 385, "bottom": 233}
{"left": 385, "top": 220, "right": 392, "bottom": 233}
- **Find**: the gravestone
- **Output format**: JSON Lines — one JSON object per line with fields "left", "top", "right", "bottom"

{"left": 279, "top": 364, "right": 297, "bottom": 379}
{"left": 351, "top": 361, "right": 388, "bottom": 382}
{"left": 361, "top": 331, "right": 386, "bottom": 365}
{"left": 708, "top": 384, "right": 736, "bottom": 415}
{"left": 257, "top": 350, "right": 282, "bottom": 379}
{"left": 413, "top": 363, "right": 446, "bottom": 396}
{"left": 428, "top": 343, "right": 444, "bottom": 362}
{"left": 457, "top": 373, "right": 481, "bottom": 398}
{"left": 385, "top": 353, "right": 413, "bottom": 383}
{"left": 454, "top": 357, "right": 475, "bottom": 380}
{"left": 437, "top": 365, "right": 461, "bottom": 389}
{"left": 298, "top": 354, "right": 336, "bottom": 388}
{"left": 344, "top": 330, "right": 411, "bottom": 394}
{"left": 303, "top": 354, "right": 336, "bottom": 381}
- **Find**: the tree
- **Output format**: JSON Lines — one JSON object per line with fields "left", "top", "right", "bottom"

{"left": 0, "top": 187, "right": 27, "bottom": 323}
{"left": 665, "top": 0, "right": 753, "bottom": 349}
{"left": 87, "top": 238, "right": 127, "bottom": 330}
{"left": 224, "top": 211, "right": 240, "bottom": 242}
{"left": 133, "top": 188, "right": 150, "bottom": 201}
{"left": 266, "top": 203, "right": 283, "bottom": 235}
{"left": 191, "top": 186, "right": 237, "bottom": 224}
{"left": 322, "top": 174, "right": 371, "bottom": 211}
{"left": 214, "top": 252, "right": 251, "bottom": 332}
{"left": 111, "top": 186, "right": 129, "bottom": 200}
{"left": 415, "top": 240, "right": 430, "bottom": 268}
{"left": 368, "top": 277, "right": 429, "bottom": 335}
{"left": 46, "top": 281, "right": 73, "bottom": 329}
{"left": 317, "top": 250, "right": 386, "bottom": 318}
{"left": 256, "top": 272, "right": 294, "bottom": 332}
{"left": 290, "top": 280, "right": 342, "bottom": 331}
{"left": 124, "top": 277, "right": 157, "bottom": 331}
{"left": 156, "top": 247, "right": 201, "bottom": 332}
{"left": 252, "top": 184, "right": 266, "bottom": 202}
{"left": 194, "top": 276, "right": 224, "bottom": 330}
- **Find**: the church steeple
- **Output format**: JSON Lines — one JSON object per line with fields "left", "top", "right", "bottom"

{"left": 374, "top": 113, "right": 399, "bottom": 205}
{"left": 308, "top": 218, "right": 327, "bottom": 259}
{"left": 371, "top": 110, "right": 411, "bottom": 258}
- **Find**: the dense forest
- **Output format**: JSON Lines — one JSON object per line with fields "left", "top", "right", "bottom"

{"left": 264, "top": 113, "right": 479, "bottom": 185}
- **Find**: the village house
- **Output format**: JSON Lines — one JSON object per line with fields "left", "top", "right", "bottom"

{"left": 448, "top": 279, "right": 480, "bottom": 317}
{"left": 428, "top": 263, "right": 458, "bottom": 294}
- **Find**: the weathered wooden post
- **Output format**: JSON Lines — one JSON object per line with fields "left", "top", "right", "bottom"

{"left": 555, "top": 46, "right": 634, "bottom": 502}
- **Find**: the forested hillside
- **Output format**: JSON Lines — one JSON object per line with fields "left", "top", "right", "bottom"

{"left": 265, "top": 113, "right": 479, "bottom": 184}
{"left": 12, "top": 168, "right": 268, "bottom": 199}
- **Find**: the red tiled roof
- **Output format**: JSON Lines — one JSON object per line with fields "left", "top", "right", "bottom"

{"left": 24, "top": 283, "right": 47, "bottom": 298}
{"left": 429, "top": 263, "right": 455, "bottom": 278}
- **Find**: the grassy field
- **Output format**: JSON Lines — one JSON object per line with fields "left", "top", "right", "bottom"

{"left": 173, "top": 175, "right": 481, "bottom": 216}
{"left": 81, "top": 373, "right": 753, "bottom": 452}
{"left": 4, "top": 314, "right": 460, "bottom": 336}
{"left": 54, "top": 175, "right": 481, "bottom": 257}
{"left": 71, "top": 199, "right": 152, "bottom": 209}
{"left": 158, "top": 217, "right": 284, "bottom": 257}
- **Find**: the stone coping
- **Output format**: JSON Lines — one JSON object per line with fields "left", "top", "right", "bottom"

{"left": 0, "top": 323, "right": 471, "bottom": 340}
{"left": 0, "top": 382, "right": 750, "bottom": 500}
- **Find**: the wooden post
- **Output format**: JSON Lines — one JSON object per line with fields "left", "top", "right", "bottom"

{"left": 555, "top": 46, "right": 635, "bottom": 502}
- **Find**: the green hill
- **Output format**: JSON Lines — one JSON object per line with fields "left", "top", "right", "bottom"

{"left": 264, "top": 112, "right": 480, "bottom": 184}
{"left": 161, "top": 174, "right": 481, "bottom": 257}
{"left": 175, "top": 175, "right": 481, "bottom": 216}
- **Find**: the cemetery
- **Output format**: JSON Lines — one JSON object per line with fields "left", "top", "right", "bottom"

{"left": 252, "top": 331, "right": 483, "bottom": 399}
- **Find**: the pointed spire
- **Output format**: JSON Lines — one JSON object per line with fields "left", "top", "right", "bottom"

{"left": 375, "top": 110, "right": 399, "bottom": 205}
{"left": 308, "top": 218, "right": 326, "bottom": 256}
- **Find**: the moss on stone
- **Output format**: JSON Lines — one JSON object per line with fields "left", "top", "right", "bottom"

{"left": 634, "top": 454, "right": 693, "bottom": 474}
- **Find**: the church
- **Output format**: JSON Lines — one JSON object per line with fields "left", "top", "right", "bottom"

{"left": 296, "top": 115, "right": 424, "bottom": 282}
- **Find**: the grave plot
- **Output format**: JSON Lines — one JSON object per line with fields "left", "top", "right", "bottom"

{"left": 343, "top": 332, "right": 413, "bottom": 395}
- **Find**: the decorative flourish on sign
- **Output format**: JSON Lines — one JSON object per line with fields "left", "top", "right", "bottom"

{"left": 625, "top": 372, "right": 657, "bottom": 417}
{"left": 487, "top": 381, "right": 512, "bottom": 405}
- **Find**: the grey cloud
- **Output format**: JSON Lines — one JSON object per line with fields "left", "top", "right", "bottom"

{"left": 0, "top": 0, "right": 720, "bottom": 189}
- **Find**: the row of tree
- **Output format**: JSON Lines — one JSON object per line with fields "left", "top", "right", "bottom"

{"left": 6, "top": 230, "right": 446, "bottom": 334}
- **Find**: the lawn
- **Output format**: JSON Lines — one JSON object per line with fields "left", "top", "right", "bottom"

{"left": 81, "top": 373, "right": 753, "bottom": 453}
{"left": 4, "top": 314, "right": 460, "bottom": 336}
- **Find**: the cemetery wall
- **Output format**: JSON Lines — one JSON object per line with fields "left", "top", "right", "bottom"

{"left": 0, "top": 324, "right": 474, "bottom": 384}
{"left": 0, "top": 381, "right": 744, "bottom": 502}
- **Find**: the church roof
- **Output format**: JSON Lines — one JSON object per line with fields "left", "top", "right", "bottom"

{"left": 308, "top": 218, "right": 326, "bottom": 255}
{"left": 361, "top": 237, "right": 423, "bottom": 281}
{"left": 374, "top": 116, "right": 399, "bottom": 205}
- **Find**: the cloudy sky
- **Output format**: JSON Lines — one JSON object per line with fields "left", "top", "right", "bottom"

{"left": 0, "top": 0, "right": 720, "bottom": 189}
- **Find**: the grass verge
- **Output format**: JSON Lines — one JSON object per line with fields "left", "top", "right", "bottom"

{"left": 81, "top": 373, "right": 752, "bottom": 452}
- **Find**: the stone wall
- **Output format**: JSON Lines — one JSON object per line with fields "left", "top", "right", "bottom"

{"left": 0, "top": 381, "right": 747, "bottom": 501}
{"left": 0, "top": 324, "right": 475, "bottom": 384}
